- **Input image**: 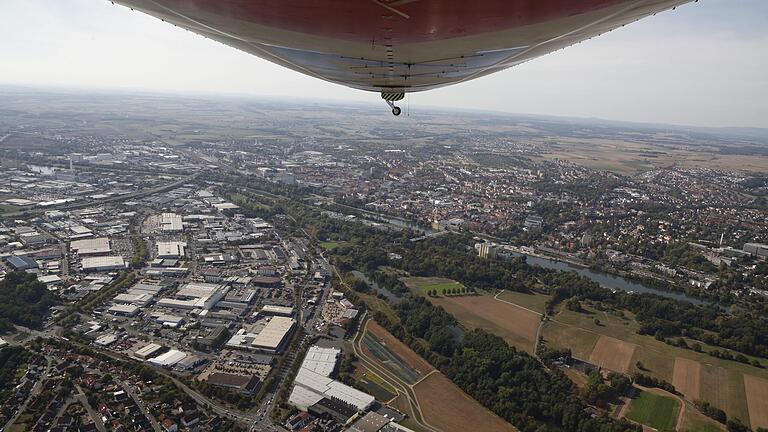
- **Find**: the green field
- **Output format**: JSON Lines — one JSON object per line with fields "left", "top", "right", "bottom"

{"left": 626, "top": 391, "right": 680, "bottom": 431}
{"left": 362, "top": 332, "right": 422, "bottom": 384}
{"left": 402, "top": 277, "right": 466, "bottom": 296}
{"left": 357, "top": 372, "right": 397, "bottom": 402}
{"left": 320, "top": 240, "right": 348, "bottom": 250}
{"left": 495, "top": 290, "right": 551, "bottom": 314}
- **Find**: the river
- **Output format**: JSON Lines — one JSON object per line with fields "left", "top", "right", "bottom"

{"left": 510, "top": 252, "right": 710, "bottom": 306}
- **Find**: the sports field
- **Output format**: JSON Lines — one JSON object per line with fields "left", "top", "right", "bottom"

{"left": 414, "top": 373, "right": 518, "bottom": 432}
{"left": 430, "top": 294, "right": 541, "bottom": 353}
{"left": 320, "top": 240, "right": 348, "bottom": 250}
{"left": 625, "top": 390, "right": 680, "bottom": 431}
{"left": 402, "top": 276, "right": 466, "bottom": 296}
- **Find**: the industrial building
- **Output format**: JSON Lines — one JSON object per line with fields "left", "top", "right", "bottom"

{"left": 251, "top": 316, "right": 296, "bottom": 353}
{"left": 477, "top": 242, "right": 498, "bottom": 259}
{"left": 135, "top": 343, "right": 164, "bottom": 360}
{"left": 206, "top": 373, "right": 261, "bottom": 395}
{"left": 94, "top": 334, "right": 119, "bottom": 347}
{"left": 160, "top": 213, "right": 183, "bottom": 232}
{"left": 744, "top": 243, "right": 768, "bottom": 258}
{"left": 348, "top": 412, "right": 416, "bottom": 432}
{"left": 6, "top": 255, "right": 38, "bottom": 271}
{"left": 70, "top": 237, "right": 111, "bottom": 255}
{"left": 155, "top": 282, "right": 227, "bottom": 310}
{"left": 148, "top": 349, "right": 187, "bottom": 367}
{"left": 260, "top": 305, "right": 294, "bottom": 317}
{"left": 144, "top": 267, "right": 188, "bottom": 278}
{"left": 114, "top": 292, "right": 154, "bottom": 307}
{"left": 301, "top": 346, "right": 340, "bottom": 377}
{"left": 288, "top": 345, "right": 374, "bottom": 415}
{"left": 81, "top": 256, "right": 127, "bottom": 272}
{"left": 156, "top": 241, "right": 187, "bottom": 258}
{"left": 152, "top": 313, "right": 184, "bottom": 328}
{"left": 226, "top": 316, "right": 296, "bottom": 354}
{"left": 524, "top": 215, "right": 544, "bottom": 229}
{"left": 107, "top": 304, "right": 139, "bottom": 317}
{"left": 113, "top": 281, "right": 163, "bottom": 307}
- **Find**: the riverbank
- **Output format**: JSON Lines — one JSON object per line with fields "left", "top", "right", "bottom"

{"left": 503, "top": 246, "right": 714, "bottom": 307}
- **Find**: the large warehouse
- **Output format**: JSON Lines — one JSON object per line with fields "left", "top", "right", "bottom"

{"left": 226, "top": 316, "right": 296, "bottom": 354}
{"left": 148, "top": 349, "right": 187, "bottom": 367}
{"left": 156, "top": 282, "right": 227, "bottom": 310}
{"left": 289, "top": 345, "right": 374, "bottom": 414}
{"left": 6, "top": 255, "right": 38, "bottom": 271}
{"left": 251, "top": 316, "right": 296, "bottom": 353}
{"left": 81, "top": 256, "right": 127, "bottom": 272}
{"left": 156, "top": 241, "right": 187, "bottom": 258}
{"left": 160, "top": 213, "right": 183, "bottom": 232}
{"left": 70, "top": 237, "right": 111, "bottom": 255}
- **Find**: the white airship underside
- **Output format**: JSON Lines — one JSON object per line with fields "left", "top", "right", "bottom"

{"left": 111, "top": 0, "right": 693, "bottom": 115}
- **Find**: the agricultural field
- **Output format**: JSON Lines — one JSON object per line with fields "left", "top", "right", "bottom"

{"left": 625, "top": 390, "right": 680, "bottom": 431}
{"left": 673, "top": 357, "right": 702, "bottom": 400}
{"left": 534, "top": 136, "right": 768, "bottom": 175}
{"left": 743, "top": 375, "right": 768, "bottom": 430}
{"left": 679, "top": 399, "right": 725, "bottom": 432}
{"left": 495, "top": 290, "right": 551, "bottom": 314}
{"left": 429, "top": 294, "right": 541, "bottom": 354}
{"left": 401, "top": 276, "right": 466, "bottom": 296}
{"left": 588, "top": 336, "right": 636, "bottom": 373}
{"left": 541, "top": 303, "right": 768, "bottom": 426}
{"left": 414, "top": 373, "right": 518, "bottom": 432}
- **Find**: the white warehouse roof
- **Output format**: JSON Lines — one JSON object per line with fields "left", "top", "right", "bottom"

{"left": 81, "top": 256, "right": 126, "bottom": 271}
{"left": 302, "top": 346, "right": 340, "bottom": 377}
{"left": 252, "top": 316, "right": 295, "bottom": 350}
{"left": 260, "top": 305, "right": 294, "bottom": 316}
{"left": 135, "top": 343, "right": 163, "bottom": 359}
{"left": 148, "top": 349, "right": 187, "bottom": 367}
{"left": 292, "top": 367, "right": 374, "bottom": 412}
{"left": 161, "top": 213, "right": 183, "bottom": 232}
{"left": 156, "top": 241, "right": 187, "bottom": 258}
{"left": 70, "top": 237, "right": 111, "bottom": 255}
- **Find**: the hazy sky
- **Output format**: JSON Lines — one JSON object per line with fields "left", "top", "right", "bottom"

{"left": 1, "top": 0, "right": 767, "bottom": 128}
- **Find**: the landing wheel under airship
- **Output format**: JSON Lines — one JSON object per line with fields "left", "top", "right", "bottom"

{"left": 381, "top": 92, "right": 404, "bottom": 116}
